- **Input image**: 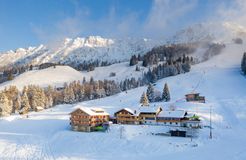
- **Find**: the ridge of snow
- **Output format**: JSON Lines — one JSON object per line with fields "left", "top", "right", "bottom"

{"left": 0, "top": 36, "right": 161, "bottom": 67}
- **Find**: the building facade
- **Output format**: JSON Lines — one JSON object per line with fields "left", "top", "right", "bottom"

{"left": 70, "top": 107, "right": 109, "bottom": 132}
{"left": 114, "top": 108, "right": 139, "bottom": 124}
{"left": 185, "top": 93, "right": 205, "bottom": 103}
{"left": 156, "top": 110, "right": 201, "bottom": 128}
{"left": 138, "top": 107, "right": 162, "bottom": 125}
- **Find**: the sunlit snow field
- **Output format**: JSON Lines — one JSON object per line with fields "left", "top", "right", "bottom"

{"left": 1, "top": 42, "right": 246, "bottom": 159}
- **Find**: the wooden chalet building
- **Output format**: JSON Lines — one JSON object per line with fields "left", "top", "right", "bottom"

{"left": 185, "top": 93, "right": 205, "bottom": 103}
{"left": 113, "top": 106, "right": 201, "bottom": 129}
{"left": 138, "top": 106, "right": 162, "bottom": 125}
{"left": 156, "top": 110, "right": 188, "bottom": 127}
{"left": 114, "top": 108, "right": 139, "bottom": 124}
{"left": 70, "top": 107, "right": 109, "bottom": 132}
{"left": 156, "top": 110, "right": 201, "bottom": 128}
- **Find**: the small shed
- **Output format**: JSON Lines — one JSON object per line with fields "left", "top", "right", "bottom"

{"left": 185, "top": 93, "right": 205, "bottom": 103}
{"left": 170, "top": 130, "right": 186, "bottom": 137}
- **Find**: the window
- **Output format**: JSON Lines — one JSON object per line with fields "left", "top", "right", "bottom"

{"left": 170, "top": 122, "right": 172, "bottom": 125}
{"left": 145, "top": 117, "right": 155, "bottom": 120}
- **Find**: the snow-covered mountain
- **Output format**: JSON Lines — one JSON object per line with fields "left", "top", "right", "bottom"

{"left": 1, "top": 21, "right": 245, "bottom": 69}
{"left": 0, "top": 36, "right": 161, "bottom": 67}
{"left": 168, "top": 22, "right": 246, "bottom": 44}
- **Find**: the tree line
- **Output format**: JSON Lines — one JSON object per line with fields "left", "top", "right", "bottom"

{"left": 142, "top": 56, "right": 192, "bottom": 84}
{"left": 0, "top": 76, "right": 147, "bottom": 116}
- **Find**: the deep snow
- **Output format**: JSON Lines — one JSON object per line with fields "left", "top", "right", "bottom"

{"left": 0, "top": 42, "right": 246, "bottom": 159}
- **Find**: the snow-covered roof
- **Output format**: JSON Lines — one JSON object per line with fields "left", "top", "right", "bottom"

{"left": 157, "top": 110, "right": 186, "bottom": 118}
{"left": 185, "top": 113, "right": 195, "bottom": 118}
{"left": 123, "top": 108, "right": 136, "bottom": 115}
{"left": 138, "top": 106, "right": 161, "bottom": 113}
{"left": 185, "top": 93, "right": 200, "bottom": 96}
{"left": 115, "top": 108, "right": 137, "bottom": 115}
{"left": 36, "top": 106, "right": 44, "bottom": 110}
{"left": 71, "top": 106, "right": 109, "bottom": 116}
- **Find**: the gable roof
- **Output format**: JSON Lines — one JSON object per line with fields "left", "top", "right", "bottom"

{"left": 185, "top": 93, "right": 200, "bottom": 96}
{"left": 114, "top": 108, "right": 137, "bottom": 115}
{"left": 70, "top": 106, "right": 109, "bottom": 116}
{"left": 138, "top": 106, "right": 161, "bottom": 113}
{"left": 157, "top": 110, "right": 186, "bottom": 118}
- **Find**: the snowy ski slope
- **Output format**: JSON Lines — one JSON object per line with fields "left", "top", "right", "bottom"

{"left": 0, "top": 62, "right": 147, "bottom": 91}
{"left": 0, "top": 41, "right": 246, "bottom": 159}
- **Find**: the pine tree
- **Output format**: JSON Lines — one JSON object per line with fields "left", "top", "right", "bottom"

{"left": 20, "top": 92, "right": 30, "bottom": 114}
{"left": 63, "top": 85, "right": 75, "bottom": 104}
{"left": 130, "top": 55, "right": 138, "bottom": 66}
{"left": 182, "top": 62, "right": 191, "bottom": 73}
{"left": 241, "top": 52, "right": 246, "bottom": 74}
{"left": 0, "top": 92, "right": 11, "bottom": 116}
{"left": 3, "top": 85, "right": 19, "bottom": 113}
{"left": 45, "top": 85, "right": 54, "bottom": 108}
{"left": 7, "top": 72, "right": 14, "bottom": 81}
{"left": 90, "top": 76, "right": 94, "bottom": 85}
{"left": 140, "top": 92, "right": 149, "bottom": 106}
{"left": 146, "top": 84, "right": 155, "bottom": 102}
{"left": 27, "top": 85, "right": 46, "bottom": 111}
{"left": 13, "top": 94, "right": 21, "bottom": 113}
{"left": 162, "top": 83, "right": 170, "bottom": 102}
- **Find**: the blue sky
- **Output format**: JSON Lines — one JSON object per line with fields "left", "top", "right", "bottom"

{"left": 0, "top": 0, "right": 239, "bottom": 52}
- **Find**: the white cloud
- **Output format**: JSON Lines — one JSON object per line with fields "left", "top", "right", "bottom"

{"left": 144, "top": 0, "right": 197, "bottom": 38}
{"left": 30, "top": 0, "right": 198, "bottom": 44}
{"left": 218, "top": 0, "right": 246, "bottom": 25}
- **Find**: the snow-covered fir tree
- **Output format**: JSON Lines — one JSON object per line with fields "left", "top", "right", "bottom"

{"left": 27, "top": 85, "right": 46, "bottom": 111}
{"left": 63, "top": 84, "right": 75, "bottom": 104}
{"left": 241, "top": 52, "right": 246, "bottom": 74}
{"left": 20, "top": 91, "right": 30, "bottom": 115}
{"left": 13, "top": 94, "right": 21, "bottom": 113}
{"left": 44, "top": 85, "right": 54, "bottom": 108}
{"left": 0, "top": 92, "right": 12, "bottom": 116}
{"left": 146, "top": 84, "right": 155, "bottom": 102}
{"left": 3, "top": 85, "right": 19, "bottom": 113}
{"left": 162, "top": 83, "right": 170, "bottom": 102}
{"left": 140, "top": 92, "right": 149, "bottom": 106}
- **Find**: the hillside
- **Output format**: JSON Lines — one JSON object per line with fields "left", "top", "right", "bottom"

{"left": 0, "top": 66, "right": 84, "bottom": 90}
{"left": 0, "top": 62, "right": 148, "bottom": 91}
{"left": 0, "top": 39, "right": 246, "bottom": 159}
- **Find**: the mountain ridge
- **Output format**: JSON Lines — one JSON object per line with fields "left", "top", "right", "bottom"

{"left": 0, "top": 36, "right": 161, "bottom": 67}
